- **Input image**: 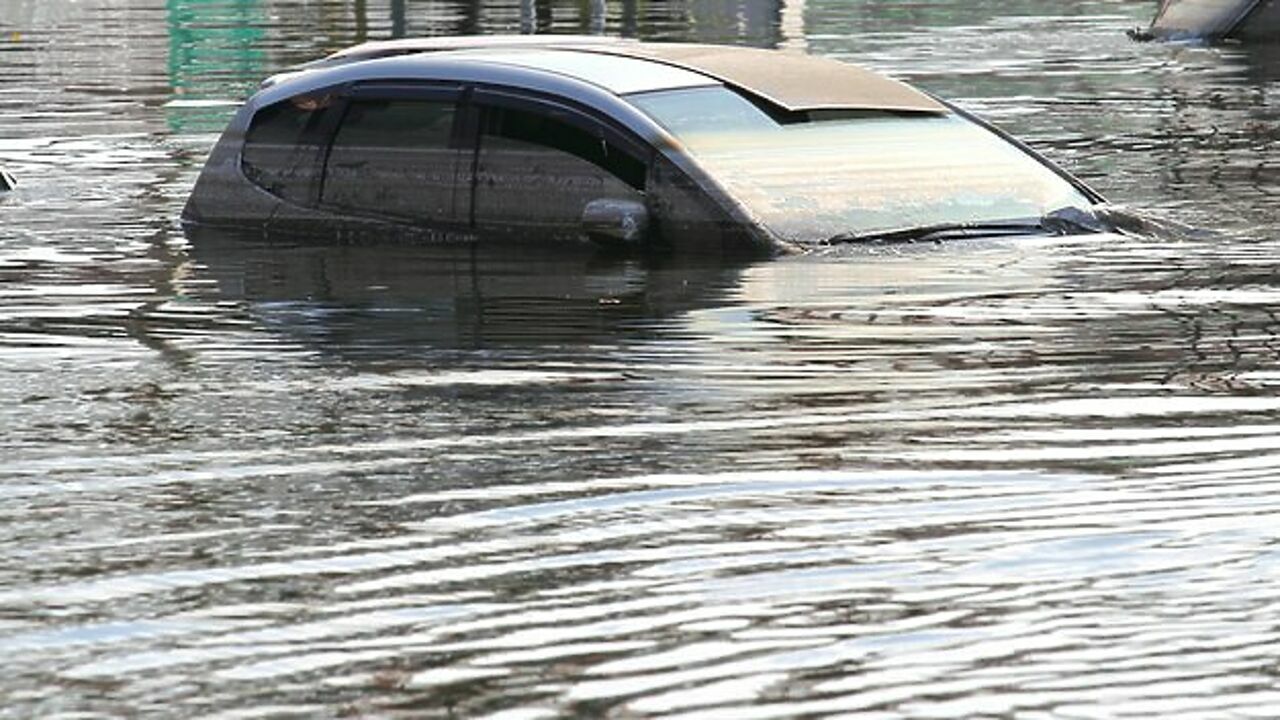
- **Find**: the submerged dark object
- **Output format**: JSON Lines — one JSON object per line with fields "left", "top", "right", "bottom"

{"left": 183, "top": 36, "right": 1106, "bottom": 256}
{"left": 0, "top": 168, "right": 15, "bottom": 192}
{"left": 1136, "top": 0, "right": 1280, "bottom": 41}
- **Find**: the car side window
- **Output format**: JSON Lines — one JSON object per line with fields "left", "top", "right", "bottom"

{"left": 321, "top": 99, "right": 460, "bottom": 223}
{"left": 473, "top": 104, "right": 645, "bottom": 235}
{"left": 241, "top": 95, "right": 334, "bottom": 204}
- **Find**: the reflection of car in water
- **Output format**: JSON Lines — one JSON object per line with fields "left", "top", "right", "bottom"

{"left": 184, "top": 228, "right": 750, "bottom": 350}
{"left": 184, "top": 36, "right": 1111, "bottom": 257}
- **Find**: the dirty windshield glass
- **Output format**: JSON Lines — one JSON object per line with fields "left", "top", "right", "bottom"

{"left": 629, "top": 87, "right": 1093, "bottom": 243}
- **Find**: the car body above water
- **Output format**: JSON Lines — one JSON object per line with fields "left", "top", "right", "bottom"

{"left": 1141, "top": 0, "right": 1280, "bottom": 41}
{"left": 183, "top": 35, "right": 1107, "bottom": 256}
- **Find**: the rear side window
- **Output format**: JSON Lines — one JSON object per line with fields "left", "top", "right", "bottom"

{"left": 241, "top": 96, "right": 333, "bottom": 204}
{"left": 321, "top": 99, "right": 460, "bottom": 223}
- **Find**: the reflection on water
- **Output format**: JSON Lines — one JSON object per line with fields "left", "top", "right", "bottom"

{"left": 184, "top": 233, "right": 751, "bottom": 349}
{"left": 6, "top": 0, "right": 1280, "bottom": 717}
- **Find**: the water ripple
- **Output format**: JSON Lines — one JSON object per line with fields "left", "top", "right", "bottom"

{"left": 6, "top": 0, "right": 1280, "bottom": 717}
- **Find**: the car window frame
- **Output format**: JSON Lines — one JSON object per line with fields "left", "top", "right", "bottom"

{"left": 243, "top": 81, "right": 661, "bottom": 238}
{"left": 467, "top": 87, "right": 652, "bottom": 165}
{"left": 239, "top": 85, "right": 347, "bottom": 207}
{"left": 463, "top": 87, "right": 654, "bottom": 230}
{"left": 310, "top": 82, "right": 469, "bottom": 226}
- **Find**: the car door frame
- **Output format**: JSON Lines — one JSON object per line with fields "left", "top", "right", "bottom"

{"left": 459, "top": 85, "right": 656, "bottom": 242}
{"left": 306, "top": 81, "right": 475, "bottom": 239}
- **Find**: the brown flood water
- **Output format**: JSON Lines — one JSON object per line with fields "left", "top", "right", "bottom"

{"left": 4, "top": 1, "right": 1280, "bottom": 717}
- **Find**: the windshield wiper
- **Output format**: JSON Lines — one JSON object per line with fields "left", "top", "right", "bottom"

{"left": 824, "top": 206, "right": 1109, "bottom": 246}
{"left": 825, "top": 220, "right": 1042, "bottom": 245}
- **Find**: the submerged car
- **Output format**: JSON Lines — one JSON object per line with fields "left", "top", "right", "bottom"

{"left": 1139, "top": 0, "right": 1280, "bottom": 41}
{"left": 183, "top": 36, "right": 1108, "bottom": 256}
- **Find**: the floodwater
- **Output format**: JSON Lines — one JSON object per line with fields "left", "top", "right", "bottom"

{"left": 4, "top": 0, "right": 1280, "bottom": 717}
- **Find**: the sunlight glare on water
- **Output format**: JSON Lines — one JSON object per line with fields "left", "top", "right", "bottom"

{"left": 4, "top": 0, "right": 1280, "bottom": 717}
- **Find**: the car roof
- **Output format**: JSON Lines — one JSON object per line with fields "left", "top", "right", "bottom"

{"left": 439, "top": 49, "right": 719, "bottom": 96}
{"left": 295, "top": 36, "right": 946, "bottom": 115}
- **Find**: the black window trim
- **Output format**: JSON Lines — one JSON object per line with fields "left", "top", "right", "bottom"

{"left": 468, "top": 86, "right": 653, "bottom": 176}
{"left": 344, "top": 82, "right": 465, "bottom": 101}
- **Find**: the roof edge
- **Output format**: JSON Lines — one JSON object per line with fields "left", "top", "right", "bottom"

{"left": 574, "top": 43, "right": 946, "bottom": 114}
{"left": 288, "top": 36, "right": 947, "bottom": 115}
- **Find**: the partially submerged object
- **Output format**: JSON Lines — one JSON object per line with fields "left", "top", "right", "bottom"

{"left": 183, "top": 36, "right": 1107, "bottom": 256}
{"left": 1138, "top": 0, "right": 1280, "bottom": 41}
{"left": 0, "top": 168, "right": 15, "bottom": 192}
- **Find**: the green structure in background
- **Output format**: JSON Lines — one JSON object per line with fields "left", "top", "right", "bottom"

{"left": 166, "top": 0, "right": 267, "bottom": 133}
{"left": 158, "top": 0, "right": 798, "bottom": 133}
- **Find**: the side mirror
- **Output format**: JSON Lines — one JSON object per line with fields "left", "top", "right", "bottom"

{"left": 582, "top": 198, "right": 648, "bottom": 247}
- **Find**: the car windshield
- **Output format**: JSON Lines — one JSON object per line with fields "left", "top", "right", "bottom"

{"left": 628, "top": 87, "right": 1094, "bottom": 243}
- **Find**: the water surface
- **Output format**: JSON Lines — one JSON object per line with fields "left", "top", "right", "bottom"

{"left": 4, "top": 1, "right": 1280, "bottom": 717}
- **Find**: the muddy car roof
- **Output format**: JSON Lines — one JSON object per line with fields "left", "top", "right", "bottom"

{"left": 300, "top": 36, "right": 946, "bottom": 115}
